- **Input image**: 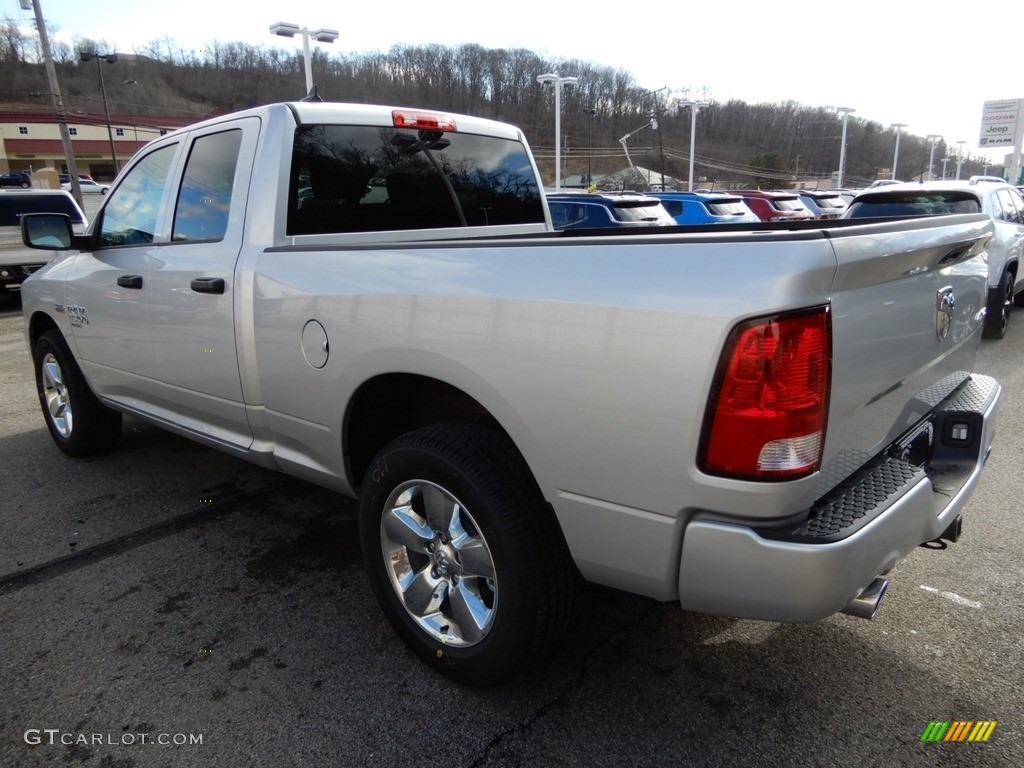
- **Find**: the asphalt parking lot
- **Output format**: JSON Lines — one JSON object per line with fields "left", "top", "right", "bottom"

{"left": 0, "top": 289, "right": 1022, "bottom": 768}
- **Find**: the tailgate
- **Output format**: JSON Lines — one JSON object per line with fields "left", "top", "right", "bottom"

{"left": 820, "top": 213, "right": 992, "bottom": 491}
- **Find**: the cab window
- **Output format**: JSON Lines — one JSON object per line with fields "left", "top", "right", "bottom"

{"left": 97, "top": 144, "right": 177, "bottom": 247}
{"left": 287, "top": 124, "right": 544, "bottom": 235}
{"left": 171, "top": 129, "right": 243, "bottom": 242}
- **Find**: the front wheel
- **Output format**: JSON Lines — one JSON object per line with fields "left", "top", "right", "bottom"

{"left": 983, "top": 271, "right": 1013, "bottom": 339}
{"left": 32, "top": 329, "right": 122, "bottom": 455}
{"left": 359, "top": 424, "right": 576, "bottom": 685}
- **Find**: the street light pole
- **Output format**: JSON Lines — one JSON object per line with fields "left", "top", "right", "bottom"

{"left": 926, "top": 134, "right": 942, "bottom": 181}
{"left": 583, "top": 108, "right": 597, "bottom": 187}
{"left": 79, "top": 50, "right": 119, "bottom": 173}
{"left": 536, "top": 73, "right": 578, "bottom": 191}
{"left": 941, "top": 156, "right": 951, "bottom": 179}
{"left": 955, "top": 140, "right": 966, "bottom": 180}
{"left": 889, "top": 123, "right": 906, "bottom": 180}
{"left": 836, "top": 107, "right": 855, "bottom": 188}
{"left": 270, "top": 22, "right": 339, "bottom": 95}
{"left": 679, "top": 100, "right": 709, "bottom": 192}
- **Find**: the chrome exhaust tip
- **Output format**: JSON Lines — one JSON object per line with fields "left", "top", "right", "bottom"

{"left": 841, "top": 577, "right": 889, "bottom": 620}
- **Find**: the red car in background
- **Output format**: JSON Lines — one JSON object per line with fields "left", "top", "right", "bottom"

{"left": 730, "top": 189, "right": 815, "bottom": 222}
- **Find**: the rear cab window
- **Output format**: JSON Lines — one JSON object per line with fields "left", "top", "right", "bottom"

{"left": 287, "top": 124, "right": 545, "bottom": 235}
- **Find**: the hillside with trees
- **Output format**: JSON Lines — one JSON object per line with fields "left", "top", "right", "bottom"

{"left": 0, "top": 19, "right": 990, "bottom": 188}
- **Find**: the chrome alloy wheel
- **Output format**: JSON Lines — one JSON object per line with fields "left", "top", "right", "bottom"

{"left": 40, "top": 352, "right": 73, "bottom": 438}
{"left": 380, "top": 480, "right": 498, "bottom": 647}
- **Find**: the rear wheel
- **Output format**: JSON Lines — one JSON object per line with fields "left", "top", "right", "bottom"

{"left": 32, "top": 329, "right": 122, "bottom": 455}
{"left": 983, "top": 271, "right": 1013, "bottom": 339}
{"left": 359, "top": 423, "right": 576, "bottom": 685}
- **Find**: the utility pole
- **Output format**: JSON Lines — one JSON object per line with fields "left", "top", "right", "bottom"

{"left": 23, "top": 0, "right": 82, "bottom": 204}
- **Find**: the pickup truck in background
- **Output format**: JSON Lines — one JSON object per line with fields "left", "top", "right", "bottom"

{"left": 844, "top": 179, "right": 1024, "bottom": 340}
{"left": 0, "top": 189, "right": 87, "bottom": 292}
{"left": 19, "top": 101, "right": 1001, "bottom": 684}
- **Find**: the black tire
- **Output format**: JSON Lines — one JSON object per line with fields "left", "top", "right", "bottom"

{"left": 32, "top": 329, "right": 122, "bottom": 456}
{"left": 1014, "top": 287, "right": 1024, "bottom": 309}
{"left": 359, "top": 423, "right": 576, "bottom": 685}
{"left": 19, "top": 181, "right": 29, "bottom": 188}
{"left": 983, "top": 271, "right": 1013, "bottom": 339}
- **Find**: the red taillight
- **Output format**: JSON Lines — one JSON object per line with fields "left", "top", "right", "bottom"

{"left": 700, "top": 307, "right": 831, "bottom": 480}
{"left": 392, "top": 110, "right": 457, "bottom": 132}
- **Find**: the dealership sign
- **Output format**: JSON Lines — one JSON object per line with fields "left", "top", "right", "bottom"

{"left": 979, "top": 99, "right": 1023, "bottom": 147}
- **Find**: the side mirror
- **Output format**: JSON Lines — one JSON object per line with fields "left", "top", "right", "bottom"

{"left": 21, "top": 213, "right": 73, "bottom": 250}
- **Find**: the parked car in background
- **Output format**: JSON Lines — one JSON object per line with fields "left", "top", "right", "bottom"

{"left": 730, "top": 190, "right": 814, "bottom": 222}
{"left": 62, "top": 178, "right": 109, "bottom": 195}
{"left": 59, "top": 174, "right": 97, "bottom": 185}
{"left": 546, "top": 191, "right": 676, "bottom": 230}
{"left": 793, "top": 190, "right": 847, "bottom": 219}
{"left": 647, "top": 191, "right": 759, "bottom": 225}
{"left": 828, "top": 189, "right": 860, "bottom": 206}
{"left": 865, "top": 179, "right": 903, "bottom": 189}
{"left": 844, "top": 179, "right": 1024, "bottom": 339}
{"left": 0, "top": 189, "right": 87, "bottom": 291}
{"left": 0, "top": 172, "right": 32, "bottom": 188}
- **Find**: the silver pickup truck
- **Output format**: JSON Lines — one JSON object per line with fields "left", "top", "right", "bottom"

{"left": 19, "top": 102, "right": 1001, "bottom": 684}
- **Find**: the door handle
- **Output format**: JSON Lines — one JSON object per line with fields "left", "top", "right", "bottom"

{"left": 116, "top": 275, "right": 143, "bottom": 289}
{"left": 190, "top": 277, "right": 225, "bottom": 294}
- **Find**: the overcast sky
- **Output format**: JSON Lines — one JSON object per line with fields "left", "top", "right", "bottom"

{"left": 19, "top": 0, "right": 1021, "bottom": 167}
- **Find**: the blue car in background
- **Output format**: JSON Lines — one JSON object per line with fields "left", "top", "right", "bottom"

{"left": 647, "top": 191, "right": 760, "bottom": 225}
{"left": 546, "top": 192, "right": 677, "bottom": 230}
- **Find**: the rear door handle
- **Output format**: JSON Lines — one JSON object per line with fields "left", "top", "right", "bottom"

{"left": 190, "top": 277, "right": 225, "bottom": 294}
{"left": 116, "top": 275, "right": 143, "bottom": 289}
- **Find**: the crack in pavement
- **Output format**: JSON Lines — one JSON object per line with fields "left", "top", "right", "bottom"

{"left": 465, "top": 600, "right": 661, "bottom": 768}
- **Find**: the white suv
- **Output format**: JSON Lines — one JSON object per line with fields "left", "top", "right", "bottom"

{"left": 0, "top": 190, "right": 87, "bottom": 292}
{"left": 843, "top": 180, "right": 1024, "bottom": 339}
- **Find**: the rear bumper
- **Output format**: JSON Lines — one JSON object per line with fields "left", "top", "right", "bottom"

{"left": 677, "top": 374, "right": 1000, "bottom": 622}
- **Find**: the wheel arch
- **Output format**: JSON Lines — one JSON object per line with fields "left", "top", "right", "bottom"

{"left": 344, "top": 373, "right": 517, "bottom": 495}
{"left": 27, "top": 310, "right": 61, "bottom": 350}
